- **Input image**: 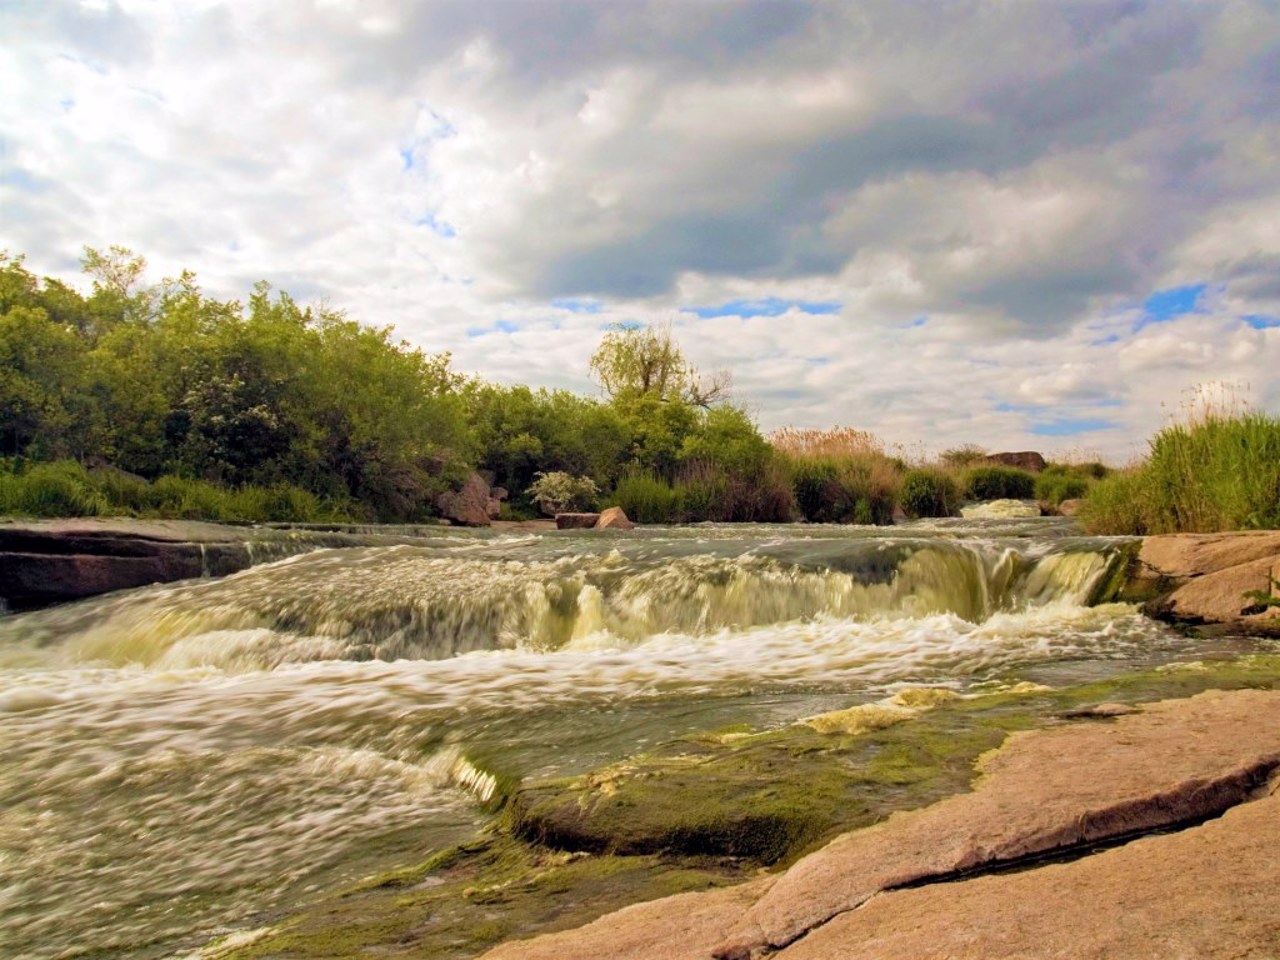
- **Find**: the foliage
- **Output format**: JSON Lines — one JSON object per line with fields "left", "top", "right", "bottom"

{"left": 770, "top": 426, "right": 884, "bottom": 460}
{"left": 0, "top": 459, "right": 353, "bottom": 522}
{"left": 899, "top": 468, "right": 960, "bottom": 519}
{"left": 0, "top": 250, "right": 470, "bottom": 521}
{"left": 589, "top": 320, "right": 730, "bottom": 408}
{"left": 1034, "top": 471, "right": 1089, "bottom": 506}
{"left": 1243, "top": 577, "right": 1280, "bottom": 611}
{"left": 785, "top": 454, "right": 898, "bottom": 525}
{"left": 610, "top": 471, "right": 683, "bottom": 524}
{"left": 526, "top": 471, "right": 600, "bottom": 515}
{"left": 1080, "top": 411, "right": 1280, "bottom": 534}
{"left": 962, "top": 466, "right": 1036, "bottom": 501}
{"left": 939, "top": 444, "right": 988, "bottom": 468}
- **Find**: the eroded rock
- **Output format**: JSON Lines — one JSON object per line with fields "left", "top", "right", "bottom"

{"left": 480, "top": 689, "right": 1280, "bottom": 960}
{"left": 556, "top": 512, "right": 601, "bottom": 529}
{"left": 595, "top": 506, "right": 635, "bottom": 530}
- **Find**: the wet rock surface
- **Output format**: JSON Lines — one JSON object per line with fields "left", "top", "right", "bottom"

{"left": 480, "top": 688, "right": 1280, "bottom": 960}
{"left": 1138, "top": 532, "right": 1280, "bottom": 632}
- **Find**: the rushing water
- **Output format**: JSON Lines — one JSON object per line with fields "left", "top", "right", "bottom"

{"left": 0, "top": 519, "right": 1235, "bottom": 959}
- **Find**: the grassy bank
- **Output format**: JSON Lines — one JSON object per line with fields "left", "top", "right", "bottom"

{"left": 1080, "top": 411, "right": 1280, "bottom": 535}
{"left": 0, "top": 459, "right": 358, "bottom": 523}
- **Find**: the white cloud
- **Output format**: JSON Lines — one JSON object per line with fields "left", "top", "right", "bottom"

{"left": 1, "top": 0, "right": 1278, "bottom": 461}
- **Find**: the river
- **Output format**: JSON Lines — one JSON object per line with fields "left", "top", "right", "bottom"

{"left": 0, "top": 519, "right": 1244, "bottom": 959}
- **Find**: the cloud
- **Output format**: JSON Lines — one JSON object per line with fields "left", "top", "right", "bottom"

{"left": 1, "top": 0, "right": 1278, "bottom": 459}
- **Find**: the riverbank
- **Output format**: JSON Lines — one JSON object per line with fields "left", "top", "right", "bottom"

{"left": 204, "top": 655, "right": 1280, "bottom": 960}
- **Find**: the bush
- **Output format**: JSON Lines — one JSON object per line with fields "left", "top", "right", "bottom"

{"left": 1081, "top": 412, "right": 1280, "bottom": 534}
{"left": 673, "top": 458, "right": 796, "bottom": 523}
{"left": 526, "top": 471, "right": 600, "bottom": 515}
{"left": 1077, "top": 469, "right": 1158, "bottom": 535}
{"left": 899, "top": 468, "right": 960, "bottom": 519}
{"left": 610, "top": 471, "right": 682, "bottom": 524}
{"left": 1035, "top": 472, "right": 1089, "bottom": 506}
{"left": 963, "top": 466, "right": 1036, "bottom": 501}
{"left": 787, "top": 454, "right": 898, "bottom": 525}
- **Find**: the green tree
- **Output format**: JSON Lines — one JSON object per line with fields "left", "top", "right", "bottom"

{"left": 589, "top": 320, "right": 730, "bottom": 408}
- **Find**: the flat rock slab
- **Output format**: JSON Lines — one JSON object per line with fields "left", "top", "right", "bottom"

{"left": 1139, "top": 531, "right": 1280, "bottom": 580}
{"left": 480, "top": 689, "right": 1280, "bottom": 960}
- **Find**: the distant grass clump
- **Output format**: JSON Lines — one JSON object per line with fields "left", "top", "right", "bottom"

{"left": 1080, "top": 410, "right": 1280, "bottom": 534}
{"left": 962, "top": 465, "right": 1037, "bottom": 501}
{"left": 610, "top": 471, "right": 683, "bottom": 525}
{"left": 899, "top": 468, "right": 960, "bottom": 519}
{"left": 770, "top": 428, "right": 900, "bottom": 525}
{"left": 0, "top": 459, "right": 356, "bottom": 523}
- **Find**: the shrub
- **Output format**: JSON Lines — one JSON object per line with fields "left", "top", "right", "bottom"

{"left": 786, "top": 454, "right": 898, "bottom": 525}
{"left": 1077, "top": 469, "right": 1158, "bottom": 535}
{"left": 527, "top": 471, "right": 600, "bottom": 515}
{"left": 939, "top": 444, "right": 988, "bottom": 468}
{"left": 899, "top": 468, "right": 959, "bottom": 519}
{"left": 1035, "top": 472, "right": 1089, "bottom": 506}
{"left": 610, "top": 471, "right": 682, "bottom": 524}
{"left": 963, "top": 466, "right": 1036, "bottom": 501}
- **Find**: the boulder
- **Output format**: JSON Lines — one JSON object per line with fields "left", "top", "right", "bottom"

{"left": 482, "top": 689, "right": 1280, "bottom": 960}
{"left": 1139, "top": 531, "right": 1280, "bottom": 580}
{"left": 555, "top": 512, "right": 601, "bottom": 529}
{"left": 435, "top": 472, "right": 493, "bottom": 527}
{"left": 986, "top": 451, "right": 1046, "bottom": 472}
{"left": 1057, "top": 497, "right": 1083, "bottom": 517}
{"left": 595, "top": 506, "right": 635, "bottom": 530}
{"left": 486, "top": 498, "right": 502, "bottom": 520}
{"left": 491, "top": 486, "right": 509, "bottom": 501}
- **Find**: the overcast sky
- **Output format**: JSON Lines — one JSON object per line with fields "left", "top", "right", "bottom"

{"left": 3, "top": 0, "right": 1279, "bottom": 461}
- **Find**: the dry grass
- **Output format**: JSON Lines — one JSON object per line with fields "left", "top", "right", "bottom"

{"left": 769, "top": 426, "right": 885, "bottom": 459}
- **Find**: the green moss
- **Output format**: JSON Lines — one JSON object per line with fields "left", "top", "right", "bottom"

{"left": 211, "top": 653, "right": 1280, "bottom": 960}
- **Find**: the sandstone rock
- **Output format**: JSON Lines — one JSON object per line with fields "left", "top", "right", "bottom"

{"left": 595, "top": 506, "right": 635, "bottom": 530}
{"left": 1145, "top": 555, "right": 1279, "bottom": 624}
{"left": 491, "top": 486, "right": 509, "bottom": 501}
{"left": 1056, "top": 497, "right": 1083, "bottom": 517}
{"left": 1139, "top": 531, "right": 1280, "bottom": 580}
{"left": 776, "top": 785, "right": 1280, "bottom": 960}
{"left": 1060, "top": 702, "right": 1140, "bottom": 719}
{"left": 556, "top": 512, "right": 601, "bottom": 529}
{"left": 486, "top": 498, "right": 502, "bottom": 520}
{"left": 435, "top": 472, "right": 493, "bottom": 527}
{"left": 986, "top": 451, "right": 1046, "bottom": 472}
{"left": 482, "top": 689, "right": 1280, "bottom": 960}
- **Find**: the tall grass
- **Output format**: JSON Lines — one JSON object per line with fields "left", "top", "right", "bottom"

{"left": 0, "top": 460, "right": 357, "bottom": 523}
{"left": 1080, "top": 411, "right": 1280, "bottom": 534}
{"left": 609, "top": 471, "right": 683, "bottom": 525}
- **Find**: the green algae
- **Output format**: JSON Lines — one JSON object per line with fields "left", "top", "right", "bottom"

{"left": 209, "top": 652, "right": 1280, "bottom": 960}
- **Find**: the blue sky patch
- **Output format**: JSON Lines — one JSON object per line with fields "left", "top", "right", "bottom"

{"left": 1135, "top": 283, "right": 1207, "bottom": 330}
{"left": 1030, "top": 417, "right": 1120, "bottom": 437}
{"left": 1243, "top": 314, "right": 1280, "bottom": 329}
{"left": 683, "top": 297, "right": 841, "bottom": 319}
{"left": 415, "top": 212, "right": 456, "bottom": 238}
{"left": 466, "top": 319, "right": 520, "bottom": 338}
{"left": 551, "top": 298, "right": 603, "bottom": 314}
{"left": 400, "top": 147, "right": 414, "bottom": 171}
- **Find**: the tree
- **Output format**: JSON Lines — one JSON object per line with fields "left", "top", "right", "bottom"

{"left": 588, "top": 321, "right": 730, "bottom": 408}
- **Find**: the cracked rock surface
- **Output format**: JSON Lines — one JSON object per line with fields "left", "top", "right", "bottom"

{"left": 480, "top": 689, "right": 1280, "bottom": 960}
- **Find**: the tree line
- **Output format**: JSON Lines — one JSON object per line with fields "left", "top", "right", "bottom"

{"left": 0, "top": 247, "right": 784, "bottom": 522}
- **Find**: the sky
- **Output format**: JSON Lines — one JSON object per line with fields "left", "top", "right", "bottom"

{"left": 2, "top": 0, "right": 1279, "bottom": 462}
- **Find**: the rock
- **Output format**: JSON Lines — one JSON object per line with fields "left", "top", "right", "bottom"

{"left": 481, "top": 689, "right": 1280, "bottom": 960}
{"left": 1135, "top": 533, "right": 1280, "bottom": 630}
{"left": 1057, "top": 497, "right": 1083, "bottom": 517}
{"left": 435, "top": 472, "right": 493, "bottom": 527}
{"left": 986, "top": 451, "right": 1046, "bottom": 472}
{"left": 556, "top": 512, "right": 601, "bottom": 529}
{"left": 774, "top": 785, "right": 1280, "bottom": 960}
{"left": 486, "top": 498, "right": 502, "bottom": 520}
{"left": 1139, "top": 531, "right": 1280, "bottom": 580}
{"left": 1145, "top": 555, "right": 1279, "bottom": 624}
{"left": 491, "top": 486, "right": 509, "bottom": 501}
{"left": 595, "top": 506, "right": 635, "bottom": 530}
